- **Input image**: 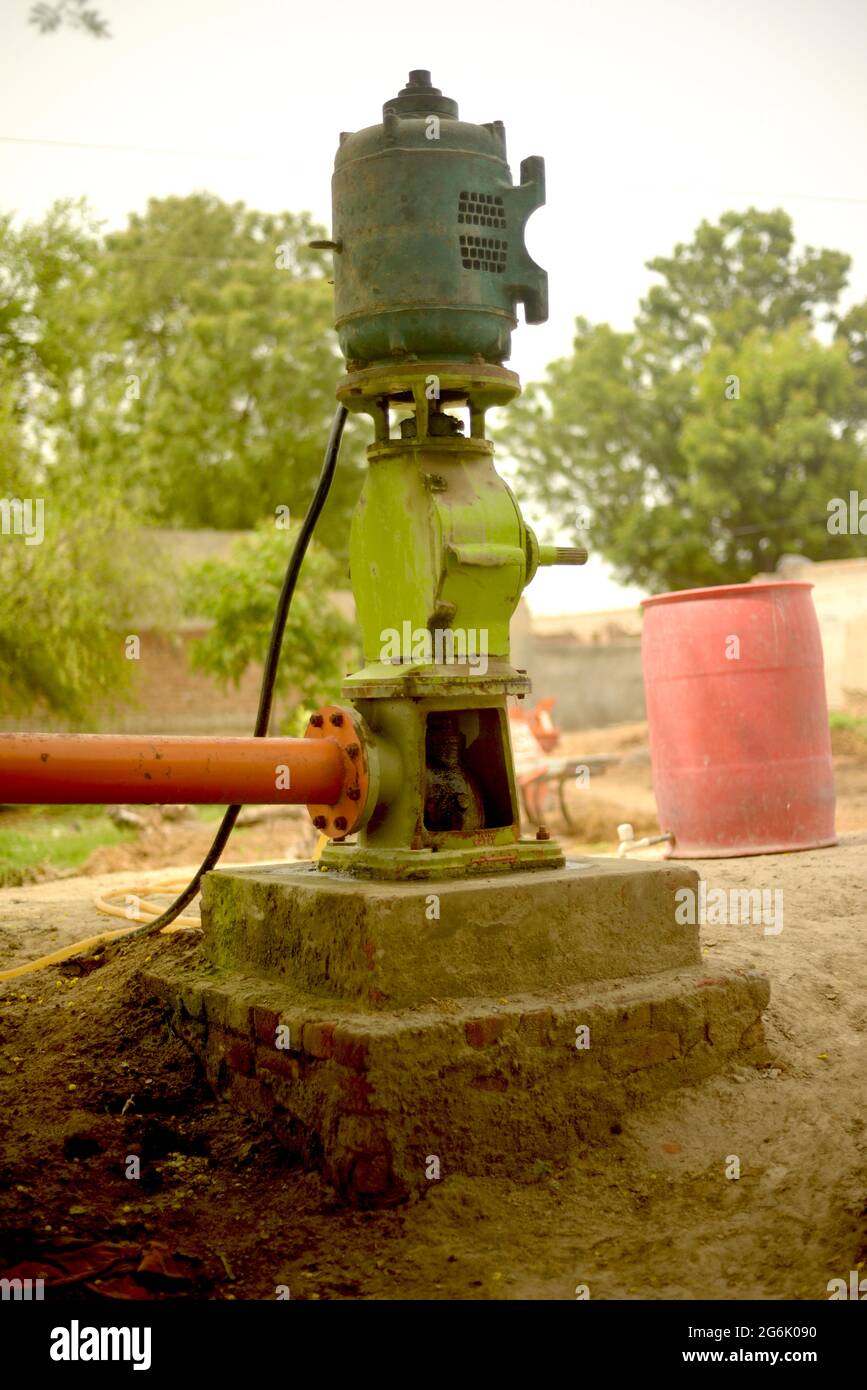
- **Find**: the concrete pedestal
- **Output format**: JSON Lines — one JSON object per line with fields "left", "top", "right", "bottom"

{"left": 145, "top": 858, "right": 769, "bottom": 1202}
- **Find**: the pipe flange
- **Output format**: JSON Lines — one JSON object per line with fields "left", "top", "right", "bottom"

{"left": 304, "top": 705, "right": 371, "bottom": 840}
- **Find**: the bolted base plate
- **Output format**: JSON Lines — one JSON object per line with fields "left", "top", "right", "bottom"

{"left": 336, "top": 359, "right": 521, "bottom": 416}
{"left": 319, "top": 835, "right": 564, "bottom": 880}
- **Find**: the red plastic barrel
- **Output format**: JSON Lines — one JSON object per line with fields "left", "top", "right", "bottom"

{"left": 641, "top": 581, "right": 836, "bottom": 857}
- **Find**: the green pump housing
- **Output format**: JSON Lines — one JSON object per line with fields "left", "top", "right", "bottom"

{"left": 347, "top": 427, "right": 559, "bottom": 696}
{"left": 312, "top": 71, "right": 585, "bottom": 880}
{"left": 320, "top": 70, "right": 548, "bottom": 366}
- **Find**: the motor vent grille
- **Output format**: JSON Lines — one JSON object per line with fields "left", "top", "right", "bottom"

{"left": 457, "top": 191, "right": 506, "bottom": 229}
{"left": 460, "top": 233, "right": 507, "bottom": 273}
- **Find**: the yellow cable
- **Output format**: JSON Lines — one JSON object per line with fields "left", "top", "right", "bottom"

{"left": 95, "top": 879, "right": 202, "bottom": 929}
{"left": 3, "top": 845, "right": 325, "bottom": 983}
{"left": 0, "top": 929, "right": 143, "bottom": 981}
{"left": 0, "top": 877, "right": 199, "bottom": 982}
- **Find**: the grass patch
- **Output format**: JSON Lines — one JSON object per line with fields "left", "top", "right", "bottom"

{"left": 193, "top": 805, "right": 230, "bottom": 823}
{"left": 830, "top": 711, "right": 867, "bottom": 733}
{"left": 829, "top": 712, "right": 867, "bottom": 758}
{"left": 0, "top": 805, "right": 135, "bottom": 887}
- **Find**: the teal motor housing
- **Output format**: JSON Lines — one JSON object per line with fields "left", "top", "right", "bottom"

{"left": 320, "top": 70, "right": 548, "bottom": 368}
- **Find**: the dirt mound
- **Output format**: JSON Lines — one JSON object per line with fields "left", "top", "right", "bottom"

{"left": 559, "top": 796, "right": 659, "bottom": 845}
{"left": 831, "top": 724, "right": 867, "bottom": 760}
{"left": 0, "top": 932, "right": 372, "bottom": 1300}
{"left": 2, "top": 836, "right": 867, "bottom": 1299}
{"left": 83, "top": 809, "right": 317, "bottom": 876}
{"left": 559, "top": 721, "right": 649, "bottom": 757}
{"left": 0, "top": 861, "right": 70, "bottom": 889}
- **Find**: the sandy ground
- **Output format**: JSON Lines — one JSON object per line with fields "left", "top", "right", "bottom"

{"left": 1, "top": 727, "right": 865, "bottom": 1300}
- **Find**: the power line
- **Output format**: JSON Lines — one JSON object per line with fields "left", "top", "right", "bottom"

{"left": 4, "top": 135, "right": 867, "bottom": 207}
{"left": 729, "top": 515, "right": 834, "bottom": 535}
{"left": 0, "top": 135, "right": 251, "bottom": 160}
{"left": 100, "top": 251, "right": 288, "bottom": 267}
{"left": 621, "top": 183, "right": 867, "bottom": 208}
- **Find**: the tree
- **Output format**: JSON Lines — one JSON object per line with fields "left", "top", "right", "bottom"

{"left": 505, "top": 209, "right": 867, "bottom": 592}
{"left": 29, "top": 2, "right": 110, "bottom": 38}
{"left": 184, "top": 525, "right": 357, "bottom": 735}
{"left": 0, "top": 207, "right": 175, "bottom": 722}
{"left": 0, "top": 196, "right": 362, "bottom": 720}
{"left": 67, "top": 195, "right": 361, "bottom": 551}
{"left": 0, "top": 377, "right": 171, "bottom": 722}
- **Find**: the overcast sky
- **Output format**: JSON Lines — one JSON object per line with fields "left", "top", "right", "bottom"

{"left": 2, "top": 0, "right": 866, "bottom": 613}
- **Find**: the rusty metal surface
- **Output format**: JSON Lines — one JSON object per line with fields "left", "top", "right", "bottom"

{"left": 304, "top": 705, "right": 372, "bottom": 840}
{"left": 326, "top": 71, "right": 547, "bottom": 366}
{"left": 423, "top": 712, "right": 484, "bottom": 832}
{"left": 319, "top": 835, "right": 565, "bottom": 881}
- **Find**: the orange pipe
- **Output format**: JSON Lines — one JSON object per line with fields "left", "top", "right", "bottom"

{"left": 0, "top": 733, "right": 345, "bottom": 806}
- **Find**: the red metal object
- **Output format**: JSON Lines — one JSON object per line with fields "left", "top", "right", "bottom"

{"left": 641, "top": 581, "right": 836, "bottom": 857}
{"left": 0, "top": 733, "right": 345, "bottom": 806}
{"left": 527, "top": 697, "right": 560, "bottom": 754}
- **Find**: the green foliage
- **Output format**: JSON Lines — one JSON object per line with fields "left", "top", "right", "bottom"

{"left": 0, "top": 370, "right": 172, "bottom": 722}
{"left": 0, "top": 194, "right": 364, "bottom": 720}
{"left": 638, "top": 208, "right": 850, "bottom": 366}
{"left": 2, "top": 195, "right": 364, "bottom": 549}
{"left": 829, "top": 711, "right": 867, "bottom": 737}
{"left": 505, "top": 208, "right": 867, "bottom": 592}
{"left": 0, "top": 206, "right": 157, "bottom": 721}
{"left": 29, "top": 2, "right": 110, "bottom": 38}
{"left": 184, "top": 525, "right": 358, "bottom": 734}
{"left": 0, "top": 200, "right": 101, "bottom": 387}
{"left": 83, "top": 195, "right": 363, "bottom": 546}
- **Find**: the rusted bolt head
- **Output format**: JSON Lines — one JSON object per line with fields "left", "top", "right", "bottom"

{"left": 347, "top": 787, "right": 361, "bottom": 801}
{"left": 536, "top": 826, "right": 550, "bottom": 841}
{"left": 310, "top": 713, "right": 324, "bottom": 728}
{"left": 313, "top": 815, "right": 328, "bottom": 829}
{"left": 329, "top": 711, "right": 344, "bottom": 727}
{"left": 334, "top": 815, "right": 348, "bottom": 831}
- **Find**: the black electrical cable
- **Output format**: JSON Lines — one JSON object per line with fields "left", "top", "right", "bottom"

{"left": 130, "top": 402, "right": 349, "bottom": 938}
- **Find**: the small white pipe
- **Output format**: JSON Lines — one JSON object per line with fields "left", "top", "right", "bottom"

{"left": 616, "top": 822, "right": 675, "bottom": 858}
